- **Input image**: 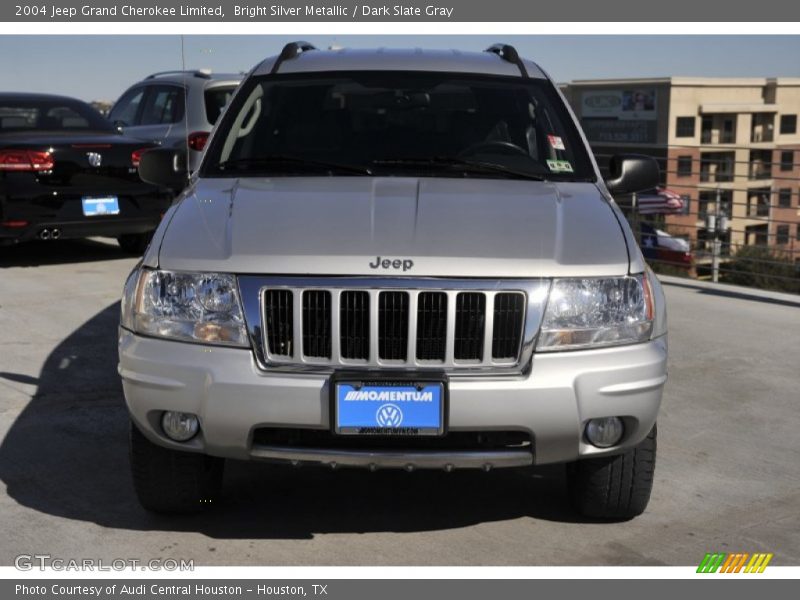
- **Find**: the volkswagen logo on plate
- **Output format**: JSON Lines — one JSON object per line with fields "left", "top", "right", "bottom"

{"left": 86, "top": 152, "right": 102, "bottom": 167}
{"left": 376, "top": 404, "right": 403, "bottom": 427}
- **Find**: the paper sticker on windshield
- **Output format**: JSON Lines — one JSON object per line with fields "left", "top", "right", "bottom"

{"left": 547, "top": 159, "right": 574, "bottom": 173}
{"left": 547, "top": 135, "right": 566, "bottom": 150}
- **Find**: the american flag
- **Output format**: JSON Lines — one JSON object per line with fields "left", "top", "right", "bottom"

{"left": 636, "top": 187, "right": 685, "bottom": 214}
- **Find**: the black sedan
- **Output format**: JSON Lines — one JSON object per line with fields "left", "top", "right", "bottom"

{"left": 0, "top": 93, "right": 174, "bottom": 253}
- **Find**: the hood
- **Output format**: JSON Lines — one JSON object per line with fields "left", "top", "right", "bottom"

{"left": 156, "top": 177, "right": 630, "bottom": 278}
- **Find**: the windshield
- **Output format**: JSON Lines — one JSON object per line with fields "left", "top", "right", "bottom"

{"left": 0, "top": 98, "right": 115, "bottom": 133}
{"left": 201, "top": 72, "right": 595, "bottom": 181}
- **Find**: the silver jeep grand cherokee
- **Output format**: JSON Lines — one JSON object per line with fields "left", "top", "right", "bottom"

{"left": 121, "top": 42, "right": 668, "bottom": 519}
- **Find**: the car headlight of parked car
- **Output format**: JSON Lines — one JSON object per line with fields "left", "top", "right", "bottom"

{"left": 121, "top": 268, "right": 248, "bottom": 347}
{"left": 536, "top": 274, "right": 655, "bottom": 352}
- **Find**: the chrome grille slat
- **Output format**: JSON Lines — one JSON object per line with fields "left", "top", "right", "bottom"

{"left": 341, "top": 290, "right": 369, "bottom": 360}
{"left": 492, "top": 292, "right": 525, "bottom": 360}
{"left": 416, "top": 291, "right": 447, "bottom": 361}
{"left": 302, "top": 290, "right": 331, "bottom": 358}
{"left": 264, "top": 289, "right": 294, "bottom": 357}
{"left": 239, "top": 277, "right": 550, "bottom": 375}
{"left": 454, "top": 292, "right": 486, "bottom": 361}
{"left": 379, "top": 291, "right": 409, "bottom": 361}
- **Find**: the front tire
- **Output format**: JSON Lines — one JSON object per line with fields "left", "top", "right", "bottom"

{"left": 117, "top": 232, "right": 152, "bottom": 255}
{"left": 129, "top": 422, "right": 223, "bottom": 514}
{"left": 567, "top": 424, "right": 657, "bottom": 520}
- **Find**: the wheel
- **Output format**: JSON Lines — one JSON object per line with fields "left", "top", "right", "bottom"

{"left": 117, "top": 232, "right": 153, "bottom": 255}
{"left": 129, "top": 421, "right": 223, "bottom": 514}
{"left": 567, "top": 424, "right": 657, "bottom": 520}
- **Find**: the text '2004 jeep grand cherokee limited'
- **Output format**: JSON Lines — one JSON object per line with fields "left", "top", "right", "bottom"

{"left": 120, "top": 43, "right": 668, "bottom": 519}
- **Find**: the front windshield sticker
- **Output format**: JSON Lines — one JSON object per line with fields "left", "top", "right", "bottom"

{"left": 547, "top": 159, "right": 574, "bottom": 173}
{"left": 547, "top": 135, "right": 566, "bottom": 150}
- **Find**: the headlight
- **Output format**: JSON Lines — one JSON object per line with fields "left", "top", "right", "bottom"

{"left": 537, "top": 275, "right": 654, "bottom": 351}
{"left": 120, "top": 268, "right": 248, "bottom": 347}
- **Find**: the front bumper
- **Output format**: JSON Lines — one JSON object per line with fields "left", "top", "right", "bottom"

{"left": 118, "top": 330, "right": 667, "bottom": 468}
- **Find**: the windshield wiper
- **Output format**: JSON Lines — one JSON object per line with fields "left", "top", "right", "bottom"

{"left": 215, "top": 155, "right": 373, "bottom": 175}
{"left": 372, "top": 156, "right": 548, "bottom": 181}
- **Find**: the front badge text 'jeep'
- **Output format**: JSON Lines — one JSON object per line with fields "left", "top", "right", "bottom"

{"left": 369, "top": 256, "right": 414, "bottom": 271}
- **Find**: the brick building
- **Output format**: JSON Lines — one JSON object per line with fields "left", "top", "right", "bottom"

{"left": 561, "top": 77, "right": 800, "bottom": 263}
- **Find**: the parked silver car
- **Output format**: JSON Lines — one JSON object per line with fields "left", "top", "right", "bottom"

{"left": 121, "top": 43, "right": 668, "bottom": 519}
{"left": 108, "top": 70, "right": 242, "bottom": 171}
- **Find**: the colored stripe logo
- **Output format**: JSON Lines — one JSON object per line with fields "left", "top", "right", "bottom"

{"left": 697, "top": 552, "right": 773, "bottom": 573}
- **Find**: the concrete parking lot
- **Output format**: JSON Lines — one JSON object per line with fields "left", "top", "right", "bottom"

{"left": 0, "top": 238, "right": 798, "bottom": 566}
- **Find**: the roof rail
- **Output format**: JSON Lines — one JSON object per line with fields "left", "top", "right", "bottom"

{"left": 271, "top": 41, "right": 317, "bottom": 74}
{"left": 485, "top": 44, "right": 528, "bottom": 78}
{"left": 146, "top": 69, "right": 212, "bottom": 80}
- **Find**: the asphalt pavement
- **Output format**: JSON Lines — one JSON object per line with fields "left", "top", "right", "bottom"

{"left": 0, "top": 238, "right": 798, "bottom": 566}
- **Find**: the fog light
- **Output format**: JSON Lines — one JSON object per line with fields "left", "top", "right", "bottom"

{"left": 161, "top": 411, "right": 199, "bottom": 442}
{"left": 585, "top": 417, "right": 624, "bottom": 448}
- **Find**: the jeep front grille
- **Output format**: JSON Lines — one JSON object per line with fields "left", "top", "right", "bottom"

{"left": 240, "top": 277, "right": 550, "bottom": 374}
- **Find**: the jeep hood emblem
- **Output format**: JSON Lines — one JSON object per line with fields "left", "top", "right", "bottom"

{"left": 369, "top": 256, "right": 414, "bottom": 271}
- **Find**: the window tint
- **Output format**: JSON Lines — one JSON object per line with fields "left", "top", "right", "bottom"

{"left": 204, "top": 86, "right": 237, "bottom": 124}
{"left": 0, "top": 98, "right": 113, "bottom": 132}
{"left": 108, "top": 87, "right": 145, "bottom": 126}
{"left": 204, "top": 73, "right": 595, "bottom": 181}
{"left": 676, "top": 117, "right": 695, "bottom": 138}
{"left": 139, "top": 86, "right": 185, "bottom": 125}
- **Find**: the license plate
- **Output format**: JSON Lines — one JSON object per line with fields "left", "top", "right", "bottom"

{"left": 81, "top": 196, "right": 120, "bottom": 217}
{"left": 333, "top": 379, "right": 446, "bottom": 436}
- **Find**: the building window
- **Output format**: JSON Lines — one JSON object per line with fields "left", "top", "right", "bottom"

{"left": 745, "top": 224, "right": 769, "bottom": 246}
{"left": 677, "top": 156, "right": 693, "bottom": 177}
{"left": 747, "top": 188, "right": 771, "bottom": 218}
{"left": 680, "top": 194, "right": 691, "bottom": 215}
{"left": 749, "top": 149, "right": 773, "bottom": 179}
{"left": 778, "top": 188, "right": 792, "bottom": 208}
{"left": 676, "top": 117, "right": 695, "bottom": 138}
{"left": 699, "top": 189, "right": 731, "bottom": 219}
{"left": 781, "top": 150, "right": 794, "bottom": 172}
{"left": 776, "top": 225, "right": 790, "bottom": 245}
{"left": 780, "top": 114, "right": 797, "bottom": 135}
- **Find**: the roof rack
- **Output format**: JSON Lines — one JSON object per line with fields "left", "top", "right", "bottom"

{"left": 146, "top": 69, "right": 212, "bottom": 80}
{"left": 271, "top": 41, "right": 317, "bottom": 75}
{"left": 484, "top": 44, "right": 528, "bottom": 78}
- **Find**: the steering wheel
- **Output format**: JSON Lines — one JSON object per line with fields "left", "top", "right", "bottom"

{"left": 458, "top": 140, "right": 528, "bottom": 158}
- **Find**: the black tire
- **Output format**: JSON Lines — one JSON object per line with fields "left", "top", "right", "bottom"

{"left": 117, "top": 232, "right": 152, "bottom": 255}
{"left": 129, "top": 421, "right": 223, "bottom": 514}
{"left": 567, "top": 424, "right": 657, "bottom": 520}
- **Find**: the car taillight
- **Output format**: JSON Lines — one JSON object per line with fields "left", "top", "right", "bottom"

{"left": 187, "top": 131, "right": 209, "bottom": 152}
{"left": 131, "top": 148, "right": 149, "bottom": 168}
{"left": 0, "top": 149, "right": 54, "bottom": 171}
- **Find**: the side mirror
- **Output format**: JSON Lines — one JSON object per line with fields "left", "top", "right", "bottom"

{"left": 604, "top": 154, "right": 660, "bottom": 196}
{"left": 139, "top": 148, "right": 188, "bottom": 191}
{"left": 113, "top": 120, "right": 127, "bottom": 132}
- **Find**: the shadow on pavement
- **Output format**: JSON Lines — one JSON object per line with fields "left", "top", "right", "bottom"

{"left": 0, "top": 238, "right": 132, "bottom": 269}
{"left": 0, "top": 301, "right": 588, "bottom": 541}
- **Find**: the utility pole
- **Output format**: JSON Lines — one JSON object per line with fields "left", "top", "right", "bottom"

{"left": 707, "top": 187, "right": 729, "bottom": 283}
{"left": 710, "top": 188, "right": 721, "bottom": 283}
